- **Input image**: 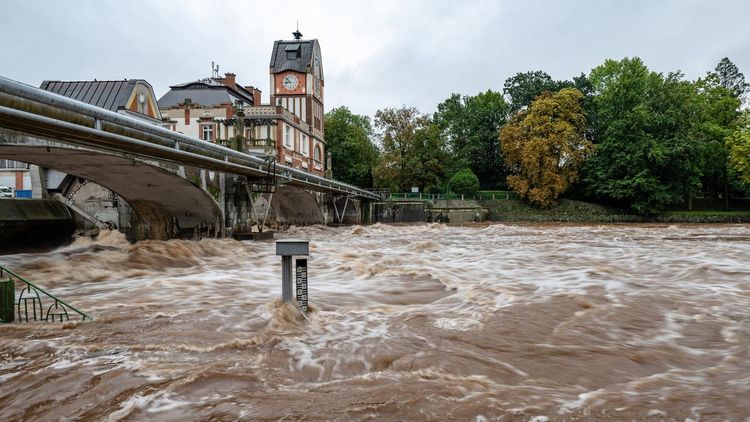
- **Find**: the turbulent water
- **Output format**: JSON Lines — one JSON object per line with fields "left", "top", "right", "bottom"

{"left": 1, "top": 223, "right": 749, "bottom": 421}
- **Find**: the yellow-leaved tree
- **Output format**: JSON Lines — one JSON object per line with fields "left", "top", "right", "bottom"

{"left": 499, "top": 88, "right": 591, "bottom": 207}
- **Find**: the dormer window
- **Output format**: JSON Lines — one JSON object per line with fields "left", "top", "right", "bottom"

{"left": 285, "top": 44, "right": 300, "bottom": 60}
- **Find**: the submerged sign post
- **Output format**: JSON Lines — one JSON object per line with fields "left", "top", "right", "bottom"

{"left": 275, "top": 240, "right": 310, "bottom": 314}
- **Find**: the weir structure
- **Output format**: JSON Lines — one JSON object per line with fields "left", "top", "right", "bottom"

{"left": 0, "top": 76, "right": 380, "bottom": 240}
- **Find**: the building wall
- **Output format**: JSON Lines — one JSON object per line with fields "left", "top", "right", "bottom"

{"left": 161, "top": 106, "right": 235, "bottom": 142}
{"left": 0, "top": 170, "right": 31, "bottom": 192}
{"left": 162, "top": 102, "right": 325, "bottom": 177}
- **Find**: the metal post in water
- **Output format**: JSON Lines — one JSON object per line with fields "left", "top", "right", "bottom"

{"left": 281, "top": 255, "right": 293, "bottom": 302}
{"left": 0, "top": 276, "right": 15, "bottom": 323}
{"left": 276, "top": 240, "right": 310, "bottom": 313}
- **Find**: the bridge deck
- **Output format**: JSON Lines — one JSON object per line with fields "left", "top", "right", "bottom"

{"left": 0, "top": 76, "right": 381, "bottom": 201}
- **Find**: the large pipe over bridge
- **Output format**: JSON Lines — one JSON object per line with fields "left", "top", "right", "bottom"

{"left": 0, "top": 76, "right": 382, "bottom": 201}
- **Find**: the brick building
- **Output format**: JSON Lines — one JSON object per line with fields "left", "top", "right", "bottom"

{"left": 158, "top": 32, "right": 327, "bottom": 176}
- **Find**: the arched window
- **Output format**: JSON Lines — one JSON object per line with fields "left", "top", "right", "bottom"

{"left": 314, "top": 145, "right": 322, "bottom": 161}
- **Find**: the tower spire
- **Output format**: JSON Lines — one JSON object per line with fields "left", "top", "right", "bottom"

{"left": 292, "top": 22, "right": 303, "bottom": 40}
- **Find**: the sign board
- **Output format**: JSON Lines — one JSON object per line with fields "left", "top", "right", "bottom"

{"left": 411, "top": 187, "right": 419, "bottom": 193}
{"left": 295, "top": 258, "right": 308, "bottom": 313}
{"left": 276, "top": 239, "right": 309, "bottom": 256}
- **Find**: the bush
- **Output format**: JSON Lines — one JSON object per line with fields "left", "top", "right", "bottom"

{"left": 448, "top": 169, "right": 480, "bottom": 196}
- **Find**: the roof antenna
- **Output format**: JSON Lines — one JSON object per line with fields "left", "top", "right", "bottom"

{"left": 293, "top": 21, "right": 303, "bottom": 40}
{"left": 211, "top": 61, "right": 220, "bottom": 78}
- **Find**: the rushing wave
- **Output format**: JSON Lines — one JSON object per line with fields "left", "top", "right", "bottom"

{"left": 1, "top": 223, "right": 749, "bottom": 420}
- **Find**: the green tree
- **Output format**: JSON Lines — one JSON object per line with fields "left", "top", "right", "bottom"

{"left": 727, "top": 111, "right": 750, "bottom": 185}
{"left": 694, "top": 71, "right": 742, "bottom": 207}
{"left": 447, "top": 168, "right": 480, "bottom": 196}
{"left": 499, "top": 88, "right": 591, "bottom": 208}
{"left": 583, "top": 58, "right": 706, "bottom": 214}
{"left": 324, "top": 106, "right": 379, "bottom": 187}
{"left": 372, "top": 107, "right": 448, "bottom": 192}
{"left": 714, "top": 57, "right": 749, "bottom": 102}
{"left": 503, "top": 70, "right": 569, "bottom": 115}
{"left": 434, "top": 90, "right": 509, "bottom": 187}
{"left": 693, "top": 58, "right": 747, "bottom": 207}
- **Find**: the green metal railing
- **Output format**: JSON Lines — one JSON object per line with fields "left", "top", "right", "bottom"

{"left": 0, "top": 265, "right": 91, "bottom": 323}
{"left": 384, "top": 191, "right": 519, "bottom": 201}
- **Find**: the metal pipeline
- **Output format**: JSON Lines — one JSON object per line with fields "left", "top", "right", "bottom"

{"left": 0, "top": 76, "right": 381, "bottom": 200}
{"left": 0, "top": 104, "right": 367, "bottom": 195}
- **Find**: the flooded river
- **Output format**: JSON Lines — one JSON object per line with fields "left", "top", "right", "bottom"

{"left": 1, "top": 223, "right": 749, "bottom": 421}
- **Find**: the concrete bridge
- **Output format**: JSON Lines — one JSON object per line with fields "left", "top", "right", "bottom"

{"left": 0, "top": 76, "right": 379, "bottom": 240}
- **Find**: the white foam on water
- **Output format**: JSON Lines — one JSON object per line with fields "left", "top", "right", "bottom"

{"left": 558, "top": 390, "right": 602, "bottom": 414}
{"left": 0, "top": 372, "right": 21, "bottom": 383}
{"left": 145, "top": 393, "right": 193, "bottom": 413}
{"left": 433, "top": 312, "right": 483, "bottom": 331}
{"left": 108, "top": 393, "right": 159, "bottom": 422}
{"left": 648, "top": 409, "right": 667, "bottom": 417}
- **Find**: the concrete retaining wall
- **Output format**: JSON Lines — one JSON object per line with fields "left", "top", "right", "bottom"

{"left": 0, "top": 198, "right": 74, "bottom": 251}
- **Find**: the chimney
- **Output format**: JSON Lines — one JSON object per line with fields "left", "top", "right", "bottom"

{"left": 223, "top": 72, "right": 236, "bottom": 88}
{"left": 183, "top": 98, "right": 192, "bottom": 125}
{"left": 246, "top": 86, "right": 262, "bottom": 105}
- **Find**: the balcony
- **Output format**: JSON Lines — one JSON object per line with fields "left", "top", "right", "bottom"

{"left": 216, "top": 138, "right": 276, "bottom": 155}
{"left": 247, "top": 105, "right": 310, "bottom": 132}
{"left": 247, "top": 138, "right": 276, "bottom": 149}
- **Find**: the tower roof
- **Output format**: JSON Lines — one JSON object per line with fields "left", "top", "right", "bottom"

{"left": 269, "top": 39, "right": 323, "bottom": 80}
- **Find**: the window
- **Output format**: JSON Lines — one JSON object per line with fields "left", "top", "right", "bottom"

{"left": 284, "top": 125, "right": 292, "bottom": 148}
{"left": 0, "top": 159, "right": 29, "bottom": 169}
{"left": 314, "top": 145, "right": 321, "bottom": 161}
{"left": 301, "top": 134, "right": 308, "bottom": 156}
{"left": 285, "top": 44, "right": 300, "bottom": 60}
{"left": 201, "top": 124, "right": 214, "bottom": 141}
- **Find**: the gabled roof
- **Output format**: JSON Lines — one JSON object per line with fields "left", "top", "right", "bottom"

{"left": 40, "top": 79, "right": 148, "bottom": 112}
{"left": 269, "top": 39, "right": 322, "bottom": 78}
{"left": 157, "top": 79, "right": 254, "bottom": 108}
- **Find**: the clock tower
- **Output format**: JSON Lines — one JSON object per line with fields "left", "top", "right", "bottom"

{"left": 269, "top": 30, "right": 325, "bottom": 170}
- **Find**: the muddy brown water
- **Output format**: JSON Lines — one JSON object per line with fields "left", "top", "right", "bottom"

{"left": 0, "top": 223, "right": 749, "bottom": 421}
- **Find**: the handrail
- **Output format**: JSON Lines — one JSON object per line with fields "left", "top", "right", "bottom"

{"left": 0, "top": 76, "right": 382, "bottom": 201}
{"left": 382, "top": 191, "right": 517, "bottom": 201}
{"left": 0, "top": 264, "right": 91, "bottom": 321}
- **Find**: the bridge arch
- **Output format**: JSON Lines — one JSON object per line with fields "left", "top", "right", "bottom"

{"left": 270, "top": 185, "right": 325, "bottom": 226}
{"left": 0, "top": 131, "right": 223, "bottom": 240}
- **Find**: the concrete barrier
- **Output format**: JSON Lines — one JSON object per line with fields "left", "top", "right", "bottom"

{"left": 0, "top": 198, "right": 74, "bottom": 251}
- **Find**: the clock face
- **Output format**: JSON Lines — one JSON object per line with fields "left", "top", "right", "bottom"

{"left": 282, "top": 74, "right": 299, "bottom": 91}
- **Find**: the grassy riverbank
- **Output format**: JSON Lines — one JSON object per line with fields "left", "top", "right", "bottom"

{"left": 484, "top": 198, "right": 750, "bottom": 223}
{"left": 375, "top": 195, "right": 750, "bottom": 224}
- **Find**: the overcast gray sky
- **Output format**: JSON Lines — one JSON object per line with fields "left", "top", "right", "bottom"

{"left": 1, "top": 0, "right": 749, "bottom": 118}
